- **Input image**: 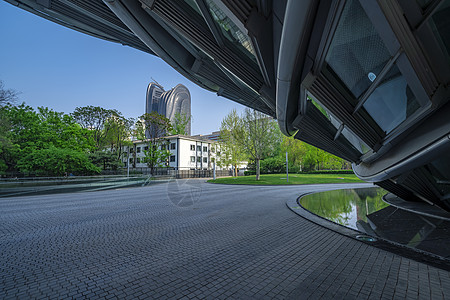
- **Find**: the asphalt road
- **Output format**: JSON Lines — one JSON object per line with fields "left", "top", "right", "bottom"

{"left": 0, "top": 180, "right": 449, "bottom": 299}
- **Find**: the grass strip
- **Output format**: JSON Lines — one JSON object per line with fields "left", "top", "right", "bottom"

{"left": 208, "top": 173, "right": 365, "bottom": 185}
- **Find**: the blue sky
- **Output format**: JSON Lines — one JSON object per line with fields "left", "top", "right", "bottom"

{"left": 0, "top": 1, "right": 246, "bottom": 135}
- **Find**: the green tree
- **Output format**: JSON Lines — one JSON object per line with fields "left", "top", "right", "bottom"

{"left": 240, "top": 108, "right": 280, "bottom": 180}
{"left": 0, "top": 80, "right": 19, "bottom": 107}
{"left": 17, "top": 147, "right": 100, "bottom": 176}
{"left": 134, "top": 112, "right": 172, "bottom": 175}
{"left": 0, "top": 103, "right": 94, "bottom": 175}
{"left": 281, "top": 135, "right": 349, "bottom": 172}
{"left": 170, "top": 112, "right": 191, "bottom": 135}
{"left": 260, "top": 156, "right": 285, "bottom": 174}
{"left": 0, "top": 80, "right": 21, "bottom": 173}
{"left": 104, "top": 115, "right": 134, "bottom": 164}
{"left": 0, "top": 105, "right": 16, "bottom": 174}
{"left": 89, "top": 150, "right": 122, "bottom": 171}
{"left": 72, "top": 106, "right": 120, "bottom": 150}
{"left": 281, "top": 136, "right": 306, "bottom": 170}
{"left": 219, "top": 109, "right": 246, "bottom": 176}
{"left": 36, "top": 107, "right": 92, "bottom": 151}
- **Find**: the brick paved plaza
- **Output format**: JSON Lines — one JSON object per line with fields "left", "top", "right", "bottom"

{"left": 0, "top": 180, "right": 449, "bottom": 299}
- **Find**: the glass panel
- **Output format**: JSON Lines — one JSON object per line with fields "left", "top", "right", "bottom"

{"left": 416, "top": 0, "right": 434, "bottom": 9}
{"left": 325, "top": 0, "right": 391, "bottom": 98}
{"left": 309, "top": 97, "right": 370, "bottom": 154}
{"left": 310, "top": 98, "right": 331, "bottom": 120}
{"left": 183, "top": 0, "right": 202, "bottom": 15}
{"left": 428, "top": 157, "right": 450, "bottom": 196}
{"left": 363, "top": 65, "right": 421, "bottom": 134}
{"left": 428, "top": 0, "right": 450, "bottom": 64}
{"left": 204, "top": 0, "right": 257, "bottom": 62}
{"left": 342, "top": 128, "right": 371, "bottom": 154}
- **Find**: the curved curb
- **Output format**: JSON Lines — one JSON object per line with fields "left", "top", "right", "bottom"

{"left": 286, "top": 188, "right": 450, "bottom": 272}
{"left": 286, "top": 192, "right": 360, "bottom": 237}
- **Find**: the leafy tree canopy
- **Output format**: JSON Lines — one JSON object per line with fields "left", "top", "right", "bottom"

{"left": 170, "top": 112, "right": 191, "bottom": 135}
{"left": 72, "top": 105, "right": 120, "bottom": 150}
{"left": 134, "top": 112, "right": 172, "bottom": 174}
{"left": 17, "top": 147, "right": 100, "bottom": 176}
{"left": 0, "top": 80, "right": 19, "bottom": 107}
{"left": 219, "top": 109, "right": 246, "bottom": 176}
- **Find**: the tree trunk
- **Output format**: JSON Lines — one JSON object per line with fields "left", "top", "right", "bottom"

{"left": 256, "top": 158, "right": 260, "bottom": 181}
{"left": 234, "top": 163, "right": 238, "bottom": 177}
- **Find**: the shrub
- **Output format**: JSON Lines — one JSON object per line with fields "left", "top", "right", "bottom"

{"left": 298, "top": 170, "right": 354, "bottom": 174}
{"left": 17, "top": 147, "right": 101, "bottom": 176}
{"left": 260, "top": 156, "right": 285, "bottom": 174}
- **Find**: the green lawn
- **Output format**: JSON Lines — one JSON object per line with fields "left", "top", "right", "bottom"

{"left": 207, "top": 173, "right": 365, "bottom": 185}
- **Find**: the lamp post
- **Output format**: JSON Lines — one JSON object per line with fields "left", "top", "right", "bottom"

{"left": 127, "top": 147, "right": 130, "bottom": 178}
{"left": 286, "top": 151, "right": 289, "bottom": 183}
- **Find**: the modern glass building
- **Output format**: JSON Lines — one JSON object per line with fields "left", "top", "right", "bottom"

{"left": 5, "top": 0, "right": 450, "bottom": 211}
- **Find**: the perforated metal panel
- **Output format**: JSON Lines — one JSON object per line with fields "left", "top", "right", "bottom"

{"left": 325, "top": 0, "right": 391, "bottom": 99}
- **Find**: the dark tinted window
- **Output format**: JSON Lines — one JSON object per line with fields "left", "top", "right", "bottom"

{"left": 325, "top": 0, "right": 391, "bottom": 99}
{"left": 362, "top": 65, "right": 420, "bottom": 133}
{"left": 429, "top": 0, "right": 450, "bottom": 64}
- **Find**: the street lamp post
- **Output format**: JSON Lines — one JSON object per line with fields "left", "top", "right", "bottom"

{"left": 127, "top": 148, "right": 130, "bottom": 178}
{"left": 286, "top": 151, "right": 289, "bottom": 183}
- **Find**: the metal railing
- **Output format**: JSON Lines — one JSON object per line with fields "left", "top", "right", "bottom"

{"left": 101, "top": 168, "right": 233, "bottom": 178}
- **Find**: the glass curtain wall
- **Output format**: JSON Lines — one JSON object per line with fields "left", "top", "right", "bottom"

{"left": 323, "top": 0, "right": 426, "bottom": 136}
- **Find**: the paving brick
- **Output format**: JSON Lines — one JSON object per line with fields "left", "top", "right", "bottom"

{"left": 0, "top": 181, "right": 448, "bottom": 299}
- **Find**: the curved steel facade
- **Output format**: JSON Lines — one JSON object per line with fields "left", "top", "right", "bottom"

{"left": 10, "top": 0, "right": 450, "bottom": 211}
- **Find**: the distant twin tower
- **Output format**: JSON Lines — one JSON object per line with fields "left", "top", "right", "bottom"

{"left": 145, "top": 82, "right": 191, "bottom": 136}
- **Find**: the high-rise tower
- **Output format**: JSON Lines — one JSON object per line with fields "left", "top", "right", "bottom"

{"left": 145, "top": 83, "right": 191, "bottom": 136}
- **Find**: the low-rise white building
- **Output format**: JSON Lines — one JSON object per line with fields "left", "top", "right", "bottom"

{"left": 123, "top": 134, "right": 223, "bottom": 170}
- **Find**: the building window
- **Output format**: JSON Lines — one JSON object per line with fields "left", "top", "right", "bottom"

{"left": 170, "top": 155, "right": 176, "bottom": 162}
{"left": 144, "top": 146, "right": 148, "bottom": 151}
{"left": 197, "top": 145, "right": 201, "bottom": 151}
{"left": 325, "top": 0, "right": 391, "bottom": 99}
{"left": 170, "top": 143, "right": 176, "bottom": 150}
{"left": 211, "top": 146, "right": 215, "bottom": 153}
{"left": 197, "top": 156, "right": 201, "bottom": 162}
{"left": 137, "top": 147, "right": 141, "bottom": 153}
{"left": 203, "top": 157, "right": 207, "bottom": 163}
{"left": 203, "top": 146, "right": 208, "bottom": 152}
{"left": 190, "top": 145, "right": 195, "bottom": 151}
{"left": 362, "top": 65, "right": 420, "bottom": 134}
{"left": 160, "top": 145, "right": 165, "bottom": 150}
{"left": 204, "top": 0, "right": 257, "bottom": 62}
{"left": 211, "top": 157, "right": 215, "bottom": 163}
{"left": 129, "top": 158, "right": 133, "bottom": 163}
{"left": 190, "top": 156, "right": 195, "bottom": 162}
{"left": 427, "top": 2, "right": 450, "bottom": 63}
{"left": 123, "top": 152, "right": 127, "bottom": 157}
{"left": 322, "top": 0, "right": 425, "bottom": 136}
{"left": 137, "top": 158, "right": 140, "bottom": 163}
